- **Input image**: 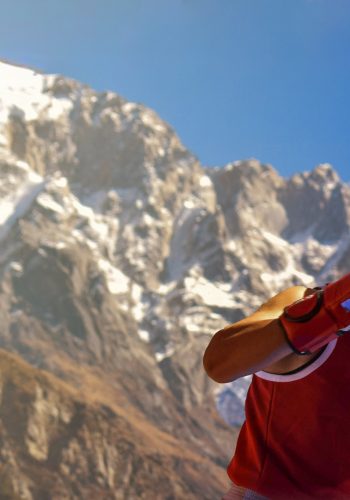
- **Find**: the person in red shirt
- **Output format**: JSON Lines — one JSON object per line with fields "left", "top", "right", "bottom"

{"left": 203, "top": 273, "right": 350, "bottom": 499}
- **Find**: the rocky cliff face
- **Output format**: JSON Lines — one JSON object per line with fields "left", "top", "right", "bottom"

{"left": 0, "top": 349, "right": 230, "bottom": 500}
{"left": 0, "top": 60, "right": 350, "bottom": 498}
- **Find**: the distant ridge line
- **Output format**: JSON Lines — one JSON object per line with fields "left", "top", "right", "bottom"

{"left": 0, "top": 57, "right": 44, "bottom": 74}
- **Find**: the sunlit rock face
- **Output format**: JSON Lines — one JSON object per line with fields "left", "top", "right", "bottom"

{"left": 1, "top": 60, "right": 350, "bottom": 498}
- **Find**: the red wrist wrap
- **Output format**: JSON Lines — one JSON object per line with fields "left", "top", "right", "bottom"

{"left": 280, "top": 273, "right": 350, "bottom": 355}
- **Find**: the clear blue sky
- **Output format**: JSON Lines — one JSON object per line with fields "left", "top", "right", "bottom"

{"left": 2, "top": 0, "right": 350, "bottom": 181}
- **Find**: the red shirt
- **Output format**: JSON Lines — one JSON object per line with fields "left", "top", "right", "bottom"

{"left": 228, "top": 335, "right": 350, "bottom": 499}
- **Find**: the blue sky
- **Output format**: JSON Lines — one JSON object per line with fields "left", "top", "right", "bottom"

{"left": 2, "top": 0, "right": 350, "bottom": 181}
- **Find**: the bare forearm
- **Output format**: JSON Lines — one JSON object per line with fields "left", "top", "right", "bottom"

{"left": 203, "top": 286, "right": 312, "bottom": 383}
{"left": 203, "top": 318, "right": 292, "bottom": 383}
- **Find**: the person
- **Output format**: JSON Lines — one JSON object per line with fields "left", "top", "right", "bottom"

{"left": 203, "top": 273, "right": 350, "bottom": 499}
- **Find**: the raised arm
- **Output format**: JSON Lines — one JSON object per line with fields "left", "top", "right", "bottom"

{"left": 204, "top": 272, "right": 350, "bottom": 383}
{"left": 202, "top": 286, "right": 314, "bottom": 383}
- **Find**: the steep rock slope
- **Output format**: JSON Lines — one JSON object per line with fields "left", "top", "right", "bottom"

{"left": 0, "top": 349, "right": 229, "bottom": 499}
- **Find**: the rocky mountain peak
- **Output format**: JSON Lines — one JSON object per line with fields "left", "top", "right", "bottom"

{"left": 1, "top": 61, "right": 350, "bottom": 498}
{"left": 310, "top": 162, "right": 340, "bottom": 183}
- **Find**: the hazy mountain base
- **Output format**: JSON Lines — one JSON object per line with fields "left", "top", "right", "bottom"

{"left": 0, "top": 348, "right": 234, "bottom": 499}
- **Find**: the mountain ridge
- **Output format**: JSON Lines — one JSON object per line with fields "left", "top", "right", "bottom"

{"left": 0, "top": 60, "right": 349, "bottom": 498}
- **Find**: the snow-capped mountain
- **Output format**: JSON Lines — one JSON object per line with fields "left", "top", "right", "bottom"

{"left": 0, "top": 59, "right": 350, "bottom": 498}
